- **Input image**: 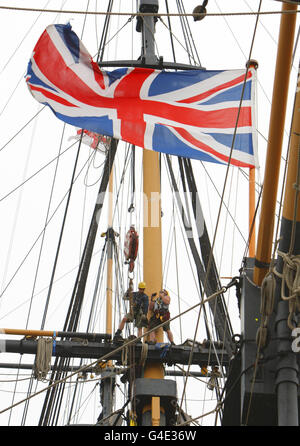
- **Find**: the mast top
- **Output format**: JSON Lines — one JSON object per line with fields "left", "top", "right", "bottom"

{"left": 138, "top": 0, "right": 159, "bottom": 12}
{"left": 99, "top": 0, "right": 203, "bottom": 70}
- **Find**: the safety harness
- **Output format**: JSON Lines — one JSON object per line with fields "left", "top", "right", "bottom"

{"left": 154, "top": 297, "right": 170, "bottom": 322}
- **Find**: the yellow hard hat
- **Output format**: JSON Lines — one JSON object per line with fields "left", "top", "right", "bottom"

{"left": 138, "top": 281, "right": 146, "bottom": 289}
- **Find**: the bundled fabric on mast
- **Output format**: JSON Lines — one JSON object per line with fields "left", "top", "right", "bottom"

{"left": 68, "top": 129, "right": 110, "bottom": 153}
{"left": 26, "top": 23, "right": 257, "bottom": 168}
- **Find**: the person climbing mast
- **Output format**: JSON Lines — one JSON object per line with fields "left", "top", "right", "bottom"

{"left": 148, "top": 289, "right": 174, "bottom": 345}
{"left": 114, "top": 282, "right": 149, "bottom": 342}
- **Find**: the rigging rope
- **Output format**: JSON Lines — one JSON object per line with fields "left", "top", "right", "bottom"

{"left": 38, "top": 2, "right": 120, "bottom": 422}
{"left": 39, "top": 140, "right": 117, "bottom": 425}
{"left": 177, "top": 0, "right": 263, "bottom": 422}
{"left": 163, "top": 154, "right": 233, "bottom": 411}
{"left": 96, "top": 0, "right": 114, "bottom": 63}
{"left": 0, "top": 0, "right": 50, "bottom": 74}
{"left": 19, "top": 125, "right": 67, "bottom": 425}
{"left": 0, "top": 285, "right": 227, "bottom": 417}
{"left": 66, "top": 236, "right": 110, "bottom": 424}
{"left": 159, "top": 16, "right": 199, "bottom": 66}
{"left": 177, "top": 0, "right": 201, "bottom": 65}
{"left": 41, "top": 126, "right": 79, "bottom": 330}
{"left": 0, "top": 107, "right": 45, "bottom": 154}
{"left": 0, "top": 149, "right": 95, "bottom": 302}
{"left": 0, "top": 140, "right": 77, "bottom": 204}
{"left": 272, "top": 137, "right": 300, "bottom": 330}
{"left": 0, "top": 6, "right": 298, "bottom": 18}
{"left": 1, "top": 0, "right": 292, "bottom": 426}
{"left": 246, "top": 47, "right": 300, "bottom": 424}
{"left": 164, "top": 0, "right": 176, "bottom": 63}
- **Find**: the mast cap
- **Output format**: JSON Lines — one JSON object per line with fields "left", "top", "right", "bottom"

{"left": 246, "top": 59, "right": 259, "bottom": 70}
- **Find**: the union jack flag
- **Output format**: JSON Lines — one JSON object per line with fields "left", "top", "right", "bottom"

{"left": 26, "top": 23, "right": 257, "bottom": 168}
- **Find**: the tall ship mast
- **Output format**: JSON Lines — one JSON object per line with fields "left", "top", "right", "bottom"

{"left": 0, "top": 0, "right": 299, "bottom": 429}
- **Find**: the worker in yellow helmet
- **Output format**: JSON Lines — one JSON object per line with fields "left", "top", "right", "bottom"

{"left": 114, "top": 282, "right": 149, "bottom": 342}
{"left": 148, "top": 289, "right": 174, "bottom": 345}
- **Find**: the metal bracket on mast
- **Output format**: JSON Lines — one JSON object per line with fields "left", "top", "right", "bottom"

{"left": 136, "top": 0, "right": 159, "bottom": 66}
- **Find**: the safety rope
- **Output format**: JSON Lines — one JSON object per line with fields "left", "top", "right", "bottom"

{"left": 34, "top": 337, "right": 53, "bottom": 381}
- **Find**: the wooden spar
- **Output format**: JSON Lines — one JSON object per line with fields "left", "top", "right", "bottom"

{"left": 0, "top": 328, "right": 111, "bottom": 340}
{"left": 143, "top": 149, "right": 164, "bottom": 425}
{"left": 1, "top": 328, "right": 55, "bottom": 337}
{"left": 253, "top": 2, "right": 297, "bottom": 285}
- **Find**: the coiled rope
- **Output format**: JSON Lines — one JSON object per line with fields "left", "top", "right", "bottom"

{"left": 121, "top": 344, "right": 128, "bottom": 366}
{"left": 139, "top": 342, "right": 148, "bottom": 367}
{"left": 256, "top": 271, "right": 276, "bottom": 349}
{"left": 34, "top": 337, "right": 53, "bottom": 381}
{"left": 256, "top": 252, "right": 300, "bottom": 346}
{"left": 275, "top": 251, "right": 300, "bottom": 330}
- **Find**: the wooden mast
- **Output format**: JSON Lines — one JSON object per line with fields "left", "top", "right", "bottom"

{"left": 139, "top": 0, "right": 164, "bottom": 426}
{"left": 143, "top": 149, "right": 164, "bottom": 426}
{"left": 253, "top": 2, "right": 297, "bottom": 285}
{"left": 143, "top": 150, "right": 163, "bottom": 347}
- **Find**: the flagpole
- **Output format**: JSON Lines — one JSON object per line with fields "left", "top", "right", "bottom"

{"left": 247, "top": 60, "right": 258, "bottom": 258}
{"left": 248, "top": 168, "right": 256, "bottom": 257}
